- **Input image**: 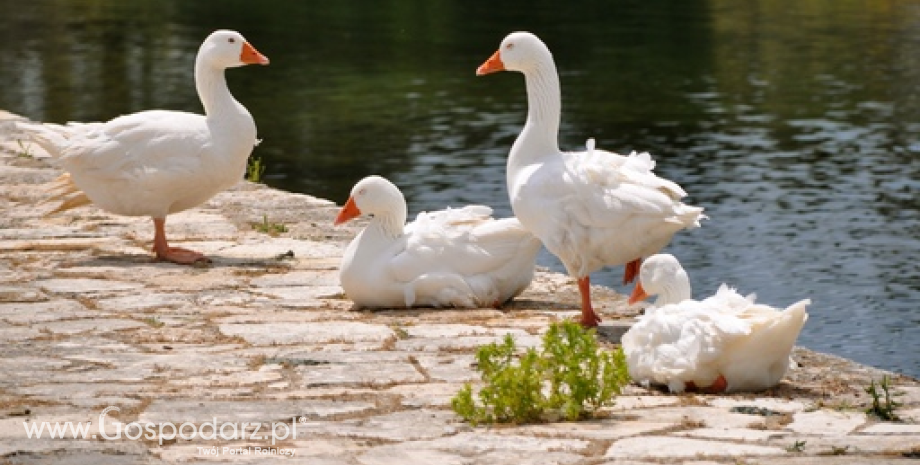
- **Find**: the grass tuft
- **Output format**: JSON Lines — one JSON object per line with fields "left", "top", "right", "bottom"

{"left": 451, "top": 321, "right": 630, "bottom": 425}
{"left": 246, "top": 155, "right": 266, "bottom": 183}
{"left": 252, "top": 215, "right": 288, "bottom": 236}
{"left": 865, "top": 375, "right": 901, "bottom": 421}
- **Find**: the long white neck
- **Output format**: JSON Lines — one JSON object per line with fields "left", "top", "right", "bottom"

{"left": 508, "top": 60, "right": 562, "bottom": 189}
{"left": 515, "top": 60, "right": 562, "bottom": 155}
{"left": 367, "top": 206, "right": 407, "bottom": 242}
{"left": 195, "top": 59, "right": 246, "bottom": 120}
{"left": 653, "top": 271, "right": 693, "bottom": 306}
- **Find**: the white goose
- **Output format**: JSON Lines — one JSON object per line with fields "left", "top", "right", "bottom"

{"left": 16, "top": 30, "right": 269, "bottom": 264}
{"left": 334, "top": 175, "right": 542, "bottom": 309}
{"left": 623, "top": 254, "right": 810, "bottom": 393}
{"left": 477, "top": 32, "right": 704, "bottom": 327}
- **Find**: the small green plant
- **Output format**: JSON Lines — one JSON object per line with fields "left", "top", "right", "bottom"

{"left": 142, "top": 317, "right": 164, "bottom": 328}
{"left": 16, "top": 140, "right": 34, "bottom": 158}
{"left": 451, "top": 321, "right": 630, "bottom": 425}
{"left": 390, "top": 324, "right": 410, "bottom": 340}
{"left": 246, "top": 155, "right": 266, "bottom": 183}
{"left": 786, "top": 440, "right": 807, "bottom": 453}
{"left": 252, "top": 215, "right": 288, "bottom": 236}
{"left": 865, "top": 375, "right": 901, "bottom": 421}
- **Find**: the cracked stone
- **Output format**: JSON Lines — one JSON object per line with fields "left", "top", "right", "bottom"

{"left": 358, "top": 447, "right": 470, "bottom": 465}
{"left": 36, "top": 278, "right": 144, "bottom": 295}
{"left": 219, "top": 322, "right": 394, "bottom": 346}
{"left": 860, "top": 422, "right": 920, "bottom": 434}
{"left": 404, "top": 324, "right": 530, "bottom": 339}
{"left": 250, "top": 285, "right": 343, "bottom": 307}
{"left": 417, "top": 432, "right": 589, "bottom": 454}
{"left": 397, "top": 335, "right": 542, "bottom": 352}
{"left": 170, "top": 365, "right": 284, "bottom": 388}
{"left": 0, "top": 300, "right": 96, "bottom": 324}
{"left": 708, "top": 397, "right": 808, "bottom": 414}
{"left": 298, "top": 410, "right": 456, "bottom": 442}
{"left": 412, "top": 354, "right": 477, "bottom": 383}
{"left": 217, "top": 238, "right": 341, "bottom": 260}
{"left": 14, "top": 383, "right": 146, "bottom": 409}
{"left": 606, "top": 395, "right": 681, "bottom": 411}
{"left": 631, "top": 406, "right": 773, "bottom": 429}
{"left": 673, "top": 426, "right": 789, "bottom": 441}
{"left": 386, "top": 383, "right": 466, "bottom": 408}
{"left": 34, "top": 318, "right": 148, "bottom": 335}
{"left": 250, "top": 271, "right": 339, "bottom": 288}
{"left": 501, "top": 420, "right": 675, "bottom": 441}
{"left": 140, "top": 399, "right": 376, "bottom": 425}
{"left": 0, "top": 326, "right": 41, "bottom": 342}
{"left": 605, "top": 436, "right": 786, "bottom": 459}
{"left": 296, "top": 359, "right": 425, "bottom": 388}
{"left": 786, "top": 410, "right": 866, "bottom": 435}
{"left": 0, "top": 286, "right": 45, "bottom": 302}
{"left": 95, "top": 292, "right": 192, "bottom": 312}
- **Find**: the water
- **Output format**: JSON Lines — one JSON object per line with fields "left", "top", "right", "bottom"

{"left": 0, "top": 0, "right": 917, "bottom": 377}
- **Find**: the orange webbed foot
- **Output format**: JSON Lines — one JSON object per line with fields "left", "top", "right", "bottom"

{"left": 156, "top": 247, "right": 211, "bottom": 265}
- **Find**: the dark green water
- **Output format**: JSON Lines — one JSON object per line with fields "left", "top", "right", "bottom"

{"left": 1, "top": 0, "right": 918, "bottom": 377}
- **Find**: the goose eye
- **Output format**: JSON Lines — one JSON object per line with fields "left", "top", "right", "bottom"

{"left": 358, "top": 188, "right": 367, "bottom": 196}
{"left": 505, "top": 43, "right": 514, "bottom": 50}
{"left": 228, "top": 37, "right": 236, "bottom": 44}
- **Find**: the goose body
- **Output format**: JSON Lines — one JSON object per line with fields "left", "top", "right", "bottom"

{"left": 335, "top": 176, "right": 541, "bottom": 308}
{"left": 622, "top": 254, "right": 810, "bottom": 393}
{"left": 16, "top": 30, "right": 269, "bottom": 264}
{"left": 477, "top": 32, "right": 704, "bottom": 326}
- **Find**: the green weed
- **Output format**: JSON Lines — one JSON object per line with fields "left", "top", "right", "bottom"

{"left": 390, "top": 324, "right": 410, "bottom": 340}
{"left": 865, "top": 375, "right": 901, "bottom": 421}
{"left": 451, "top": 321, "right": 630, "bottom": 425}
{"left": 252, "top": 215, "right": 288, "bottom": 236}
{"left": 786, "top": 440, "right": 807, "bottom": 453}
{"left": 16, "top": 140, "right": 33, "bottom": 158}
{"left": 246, "top": 155, "right": 266, "bottom": 183}
{"left": 142, "top": 317, "right": 164, "bottom": 328}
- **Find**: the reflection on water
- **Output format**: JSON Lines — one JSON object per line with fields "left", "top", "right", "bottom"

{"left": 0, "top": 0, "right": 917, "bottom": 377}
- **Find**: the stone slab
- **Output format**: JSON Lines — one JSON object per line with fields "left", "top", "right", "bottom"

{"left": 219, "top": 322, "right": 394, "bottom": 346}
{"left": 605, "top": 436, "right": 787, "bottom": 459}
{"left": 786, "top": 410, "right": 866, "bottom": 436}
{"left": 140, "top": 399, "right": 376, "bottom": 425}
{"left": 35, "top": 278, "right": 144, "bottom": 295}
{"left": 299, "top": 409, "right": 457, "bottom": 442}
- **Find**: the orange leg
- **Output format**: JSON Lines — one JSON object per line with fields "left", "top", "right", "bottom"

{"left": 152, "top": 217, "right": 210, "bottom": 265}
{"left": 623, "top": 258, "right": 642, "bottom": 285}
{"left": 704, "top": 375, "right": 728, "bottom": 394}
{"left": 686, "top": 375, "right": 728, "bottom": 394}
{"left": 577, "top": 276, "right": 602, "bottom": 328}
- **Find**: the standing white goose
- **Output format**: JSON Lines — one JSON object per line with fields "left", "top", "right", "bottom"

{"left": 623, "top": 254, "right": 810, "bottom": 393}
{"left": 476, "top": 31, "right": 704, "bottom": 327}
{"left": 334, "top": 175, "right": 541, "bottom": 309}
{"left": 16, "top": 30, "right": 269, "bottom": 264}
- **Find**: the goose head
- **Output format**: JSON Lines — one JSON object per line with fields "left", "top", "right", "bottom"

{"left": 477, "top": 31, "right": 553, "bottom": 75}
{"left": 334, "top": 176, "right": 408, "bottom": 235}
{"left": 628, "top": 254, "right": 693, "bottom": 306}
{"left": 198, "top": 30, "right": 270, "bottom": 69}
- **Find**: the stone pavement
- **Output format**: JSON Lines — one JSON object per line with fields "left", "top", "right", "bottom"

{"left": 0, "top": 109, "right": 918, "bottom": 464}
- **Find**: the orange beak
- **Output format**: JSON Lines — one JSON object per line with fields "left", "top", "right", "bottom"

{"left": 628, "top": 282, "right": 649, "bottom": 305}
{"left": 334, "top": 196, "right": 361, "bottom": 225}
{"left": 476, "top": 50, "right": 505, "bottom": 76}
{"left": 240, "top": 41, "right": 270, "bottom": 65}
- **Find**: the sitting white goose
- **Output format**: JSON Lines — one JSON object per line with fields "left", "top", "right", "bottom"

{"left": 477, "top": 32, "right": 704, "bottom": 327}
{"left": 16, "top": 30, "right": 269, "bottom": 264}
{"left": 334, "top": 175, "right": 542, "bottom": 308}
{"left": 622, "top": 254, "right": 810, "bottom": 393}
